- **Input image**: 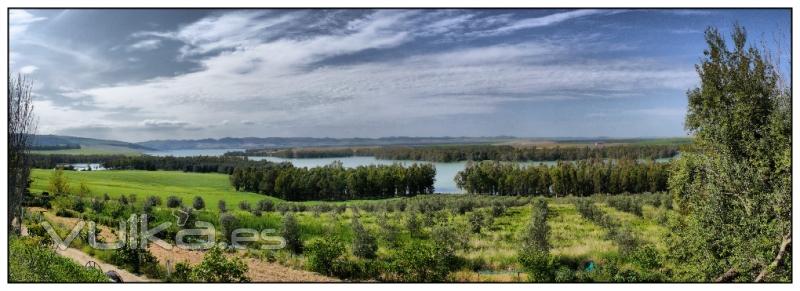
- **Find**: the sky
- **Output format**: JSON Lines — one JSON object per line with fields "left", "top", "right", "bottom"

{"left": 9, "top": 9, "right": 791, "bottom": 142}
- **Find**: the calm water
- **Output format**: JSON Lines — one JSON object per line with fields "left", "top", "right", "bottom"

{"left": 248, "top": 156, "right": 557, "bottom": 193}
{"left": 144, "top": 149, "right": 674, "bottom": 193}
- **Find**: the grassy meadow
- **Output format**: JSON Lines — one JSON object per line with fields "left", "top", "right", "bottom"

{"left": 27, "top": 168, "right": 672, "bottom": 282}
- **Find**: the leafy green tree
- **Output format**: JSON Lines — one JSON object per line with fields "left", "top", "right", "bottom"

{"left": 192, "top": 196, "right": 205, "bottom": 210}
{"left": 351, "top": 216, "right": 377, "bottom": 259}
{"left": 192, "top": 245, "right": 249, "bottom": 282}
{"left": 282, "top": 213, "right": 303, "bottom": 254}
{"left": 48, "top": 167, "right": 69, "bottom": 195}
{"left": 519, "top": 198, "right": 554, "bottom": 282}
{"left": 166, "top": 196, "right": 181, "bottom": 208}
{"left": 667, "top": 24, "right": 791, "bottom": 282}
{"left": 306, "top": 236, "right": 345, "bottom": 275}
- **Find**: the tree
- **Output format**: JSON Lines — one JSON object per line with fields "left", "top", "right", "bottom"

{"left": 305, "top": 236, "right": 345, "bottom": 275}
{"left": 282, "top": 213, "right": 303, "bottom": 254}
{"left": 519, "top": 198, "right": 553, "bottom": 282}
{"left": 219, "top": 213, "right": 238, "bottom": 243}
{"left": 48, "top": 167, "right": 70, "bottom": 195}
{"left": 78, "top": 181, "right": 91, "bottom": 197}
{"left": 351, "top": 216, "right": 377, "bottom": 259}
{"left": 218, "top": 200, "right": 227, "bottom": 212}
{"left": 667, "top": 25, "right": 791, "bottom": 282}
{"left": 166, "top": 196, "right": 182, "bottom": 208}
{"left": 192, "top": 196, "right": 205, "bottom": 210}
{"left": 192, "top": 245, "right": 249, "bottom": 282}
{"left": 8, "top": 74, "right": 36, "bottom": 234}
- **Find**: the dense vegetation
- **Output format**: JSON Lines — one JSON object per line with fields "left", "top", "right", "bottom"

{"left": 230, "top": 162, "right": 436, "bottom": 201}
{"left": 9, "top": 235, "right": 109, "bottom": 282}
{"left": 455, "top": 159, "right": 668, "bottom": 196}
{"left": 665, "top": 25, "right": 791, "bottom": 282}
{"left": 30, "top": 154, "right": 274, "bottom": 174}
{"left": 235, "top": 144, "right": 681, "bottom": 162}
{"left": 30, "top": 144, "right": 81, "bottom": 151}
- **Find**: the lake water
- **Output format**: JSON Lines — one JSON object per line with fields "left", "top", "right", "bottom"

{"left": 144, "top": 149, "right": 674, "bottom": 193}
{"left": 247, "top": 156, "right": 558, "bottom": 193}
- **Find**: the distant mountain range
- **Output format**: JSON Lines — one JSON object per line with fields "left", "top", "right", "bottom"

{"left": 136, "top": 136, "right": 520, "bottom": 150}
{"left": 31, "top": 134, "right": 690, "bottom": 152}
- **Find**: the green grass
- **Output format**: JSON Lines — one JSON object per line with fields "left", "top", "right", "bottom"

{"left": 27, "top": 169, "right": 675, "bottom": 282}
{"left": 30, "top": 169, "right": 281, "bottom": 209}
{"left": 9, "top": 235, "right": 110, "bottom": 282}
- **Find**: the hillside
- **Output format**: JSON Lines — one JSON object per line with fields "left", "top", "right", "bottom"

{"left": 30, "top": 135, "right": 153, "bottom": 155}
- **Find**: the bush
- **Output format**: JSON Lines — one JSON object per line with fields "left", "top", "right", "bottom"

{"left": 218, "top": 200, "right": 227, "bottom": 212}
{"left": 192, "top": 245, "right": 249, "bottom": 282}
{"left": 467, "top": 210, "right": 486, "bottom": 233}
{"left": 405, "top": 213, "right": 422, "bottom": 237}
{"left": 9, "top": 236, "right": 109, "bottom": 282}
{"left": 193, "top": 196, "right": 205, "bottom": 210}
{"left": 521, "top": 198, "right": 549, "bottom": 252}
{"left": 282, "top": 213, "right": 302, "bottom": 254}
{"left": 257, "top": 199, "right": 274, "bottom": 212}
{"left": 519, "top": 249, "right": 554, "bottom": 282}
{"left": 351, "top": 216, "right": 377, "bottom": 259}
{"left": 386, "top": 241, "right": 450, "bottom": 282}
{"left": 166, "top": 196, "right": 182, "bottom": 208}
{"left": 219, "top": 213, "right": 238, "bottom": 243}
{"left": 238, "top": 201, "right": 251, "bottom": 211}
{"left": 306, "top": 236, "right": 345, "bottom": 275}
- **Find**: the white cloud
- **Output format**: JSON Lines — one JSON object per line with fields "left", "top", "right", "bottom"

{"left": 19, "top": 65, "right": 39, "bottom": 74}
{"left": 142, "top": 119, "right": 190, "bottom": 128}
{"left": 127, "top": 39, "right": 162, "bottom": 51}
{"left": 10, "top": 10, "right": 47, "bottom": 37}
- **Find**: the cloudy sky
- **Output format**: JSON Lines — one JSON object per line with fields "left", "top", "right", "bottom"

{"left": 10, "top": 9, "right": 790, "bottom": 142}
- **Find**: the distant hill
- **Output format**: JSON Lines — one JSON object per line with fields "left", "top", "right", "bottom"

{"left": 30, "top": 135, "right": 154, "bottom": 155}
{"left": 136, "top": 136, "right": 520, "bottom": 150}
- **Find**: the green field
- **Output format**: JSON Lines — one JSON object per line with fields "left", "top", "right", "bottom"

{"left": 30, "top": 169, "right": 280, "bottom": 208}
{"left": 28, "top": 169, "right": 673, "bottom": 282}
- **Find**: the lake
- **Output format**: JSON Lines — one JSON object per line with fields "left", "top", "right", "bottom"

{"left": 145, "top": 149, "right": 674, "bottom": 193}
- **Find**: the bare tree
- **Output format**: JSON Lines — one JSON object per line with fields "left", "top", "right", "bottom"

{"left": 8, "top": 74, "right": 36, "bottom": 234}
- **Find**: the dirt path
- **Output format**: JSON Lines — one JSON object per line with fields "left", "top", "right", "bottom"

{"left": 148, "top": 243, "right": 337, "bottom": 282}
{"left": 54, "top": 247, "right": 157, "bottom": 282}
{"left": 26, "top": 207, "right": 336, "bottom": 282}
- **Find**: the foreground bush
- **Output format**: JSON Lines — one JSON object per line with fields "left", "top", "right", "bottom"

{"left": 9, "top": 236, "right": 109, "bottom": 282}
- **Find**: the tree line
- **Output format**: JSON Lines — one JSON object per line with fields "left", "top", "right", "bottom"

{"left": 230, "top": 144, "right": 681, "bottom": 162}
{"left": 455, "top": 159, "right": 669, "bottom": 196}
{"left": 230, "top": 162, "right": 436, "bottom": 201}
{"left": 30, "top": 154, "right": 279, "bottom": 174}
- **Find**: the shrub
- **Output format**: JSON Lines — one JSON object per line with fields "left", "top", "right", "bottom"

{"left": 519, "top": 249, "right": 554, "bottom": 282}
{"left": 351, "top": 216, "right": 377, "bottom": 259}
{"left": 193, "top": 196, "right": 205, "bottom": 210}
{"left": 166, "top": 196, "right": 182, "bottom": 208}
{"left": 9, "top": 236, "right": 108, "bottom": 282}
{"left": 192, "top": 245, "right": 249, "bottom": 282}
{"left": 378, "top": 214, "right": 400, "bottom": 247}
{"left": 146, "top": 195, "right": 162, "bottom": 206}
{"left": 218, "top": 200, "right": 227, "bottom": 212}
{"left": 282, "top": 213, "right": 302, "bottom": 254}
{"left": 48, "top": 168, "right": 69, "bottom": 195}
{"left": 257, "top": 199, "right": 274, "bottom": 212}
{"left": 386, "top": 241, "right": 450, "bottom": 282}
{"left": 238, "top": 201, "right": 251, "bottom": 211}
{"left": 306, "top": 236, "right": 345, "bottom": 275}
{"left": 405, "top": 213, "right": 422, "bottom": 237}
{"left": 467, "top": 210, "right": 486, "bottom": 233}
{"left": 521, "top": 198, "right": 549, "bottom": 252}
{"left": 219, "top": 213, "right": 238, "bottom": 243}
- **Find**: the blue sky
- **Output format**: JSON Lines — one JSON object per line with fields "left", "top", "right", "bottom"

{"left": 9, "top": 9, "right": 791, "bottom": 142}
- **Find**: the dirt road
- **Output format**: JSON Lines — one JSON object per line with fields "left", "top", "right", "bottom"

{"left": 54, "top": 247, "right": 157, "bottom": 282}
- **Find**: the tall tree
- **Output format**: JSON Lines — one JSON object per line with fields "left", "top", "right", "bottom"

{"left": 667, "top": 25, "right": 791, "bottom": 282}
{"left": 8, "top": 74, "right": 36, "bottom": 235}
